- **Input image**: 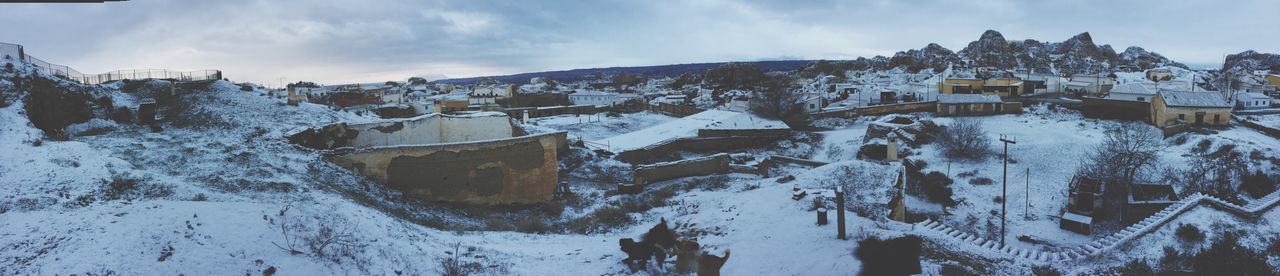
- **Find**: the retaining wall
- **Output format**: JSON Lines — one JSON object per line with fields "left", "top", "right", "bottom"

{"left": 1235, "top": 115, "right": 1280, "bottom": 139}
{"left": 287, "top": 113, "right": 514, "bottom": 150}
{"left": 633, "top": 153, "right": 731, "bottom": 185}
{"left": 328, "top": 132, "right": 567, "bottom": 204}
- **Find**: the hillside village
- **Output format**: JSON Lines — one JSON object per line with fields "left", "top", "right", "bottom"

{"left": 3, "top": 28, "right": 1280, "bottom": 275}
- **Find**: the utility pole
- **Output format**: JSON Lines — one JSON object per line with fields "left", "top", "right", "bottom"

{"left": 1025, "top": 167, "right": 1030, "bottom": 220}
{"left": 999, "top": 135, "right": 1017, "bottom": 248}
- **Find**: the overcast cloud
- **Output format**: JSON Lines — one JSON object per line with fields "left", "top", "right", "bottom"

{"left": 3, "top": 0, "right": 1277, "bottom": 85}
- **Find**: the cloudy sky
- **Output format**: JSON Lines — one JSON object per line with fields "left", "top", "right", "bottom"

{"left": 3, "top": 0, "right": 1278, "bottom": 85}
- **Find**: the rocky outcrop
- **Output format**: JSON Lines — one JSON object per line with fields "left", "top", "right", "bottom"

{"left": 1119, "top": 46, "right": 1186, "bottom": 72}
{"left": 860, "top": 30, "right": 1189, "bottom": 75}
{"left": 887, "top": 43, "right": 962, "bottom": 73}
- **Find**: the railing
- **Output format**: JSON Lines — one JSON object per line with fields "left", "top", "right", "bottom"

{"left": 1, "top": 42, "right": 221, "bottom": 85}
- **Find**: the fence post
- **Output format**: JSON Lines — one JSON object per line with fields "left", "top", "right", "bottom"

{"left": 836, "top": 187, "right": 846, "bottom": 240}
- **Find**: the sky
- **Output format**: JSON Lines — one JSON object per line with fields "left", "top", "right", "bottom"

{"left": 2, "top": 0, "right": 1278, "bottom": 85}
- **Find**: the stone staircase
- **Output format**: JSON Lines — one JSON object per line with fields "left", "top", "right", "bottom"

{"left": 913, "top": 188, "right": 1280, "bottom": 263}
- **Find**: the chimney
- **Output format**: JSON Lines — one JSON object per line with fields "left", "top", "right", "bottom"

{"left": 886, "top": 135, "right": 899, "bottom": 161}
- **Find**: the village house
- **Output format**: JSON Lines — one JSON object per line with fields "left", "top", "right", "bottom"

{"left": 1068, "top": 74, "right": 1116, "bottom": 96}
{"left": 1267, "top": 74, "right": 1280, "bottom": 93}
{"left": 1237, "top": 92, "right": 1273, "bottom": 110}
{"left": 797, "top": 92, "right": 824, "bottom": 113}
{"left": 568, "top": 90, "right": 639, "bottom": 107}
{"left": 1145, "top": 68, "right": 1174, "bottom": 81}
{"left": 935, "top": 94, "right": 1021, "bottom": 116}
{"left": 938, "top": 78, "right": 984, "bottom": 94}
{"left": 1150, "top": 90, "right": 1232, "bottom": 128}
{"left": 938, "top": 78, "right": 1024, "bottom": 98}
{"left": 1241, "top": 83, "right": 1277, "bottom": 97}
{"left": 470, "top": 84, "right": 516, "bottom": 98}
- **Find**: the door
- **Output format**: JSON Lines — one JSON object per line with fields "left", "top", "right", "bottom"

{"left": 948, "top": 105, "right": 956, "bottom": 115}
{"left": 1194, "top": 112, "right": 1205, "bottom": 125}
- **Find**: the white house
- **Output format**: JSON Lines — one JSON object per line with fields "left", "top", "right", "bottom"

{"left": 797, "top": 93, "right": 824, "bottom": 113}
{"left": 470, "top": 84, "right": 514, "bottom": 98}
{"left": 1237, "top": 92, "right": 1273, "bottom": 110}
{"left": 569, "top": 90, "right": 637, "bottom": 107}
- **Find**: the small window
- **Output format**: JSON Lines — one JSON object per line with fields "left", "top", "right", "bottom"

{"left": 1178, "top": 114, "right": 1185, "bottom": 120}
{"left": 1137, "top": 97, "right": 1145, "bottom": 102}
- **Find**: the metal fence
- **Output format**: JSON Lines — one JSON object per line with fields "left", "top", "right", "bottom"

{"left": 1, "top": 42, "right": 221, "bottom": 85}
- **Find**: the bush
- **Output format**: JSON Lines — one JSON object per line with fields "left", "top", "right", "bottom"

{"left": 934, "top": 118, "right": 991, "bottom": 160}
{"left": 1111, "top": 259, "right": 1154, "bottom": 275}
{"left": 922, "top": 172, "right": 956, "bottom": 206}
{"left": 1030, "top": 265, "right": 1062, "bottom": 276}
{"left": 1190, "top": 231, "right": 1271, "bottom": 275}
{"left": 1175, "top": 224, "right": 1203, "bottom": 243}
{"left": 969, "top": 177, "right": 994, "bottom": 185}
{"left": 1240, "top": 170, "right": 1276, "bottom": 198}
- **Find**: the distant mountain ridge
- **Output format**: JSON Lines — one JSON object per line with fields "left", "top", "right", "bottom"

{"left": 435, "top": 60, "right": 814, "bottom": 85}
{"left": 438, "top": 29, "right": 1196, "bottom": 85}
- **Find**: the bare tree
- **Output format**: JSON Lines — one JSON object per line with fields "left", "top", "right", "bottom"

{"left": 749, "top": 77, "right": 801, "bottom": 121}
{"left": 1078, "top": 123, "right": 1165, "bottom": 186}
{"left": 934, "top": 118, "right": 992, "bottom": 160}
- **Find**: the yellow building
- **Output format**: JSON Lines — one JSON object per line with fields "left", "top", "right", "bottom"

{"left": 1150, "top": 90, "right": 1232, "bottom": 128}
{"left": 938, "top": 78, "right": 1024, "bottom": 98}
{"left": 1268, "top": 74, "right": 1280, "bottom": 87}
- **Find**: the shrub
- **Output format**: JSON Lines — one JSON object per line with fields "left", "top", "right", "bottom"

{"left": 515, "top": 214, "right": 551, "bottom": 234}
{"left": 1112, "top": 259, "right": 1154, "bottom": 275}
{"left": 1175, "top": 224, "right": 1203, "bottom": 243}
{"left": 934, "top": 118, "right": 992, "bottom": 160}
{"left": 1240, "top": 170, "right": 1276, "bottom": 198}
{"left": 922, "top": 172, "right": 956, "bottom": 206}
{"left": 1030, "top": 265, "right": 1062, "bottom": 276}
{"left": 102, "top": 175, "right": 140, "bottom": 200}
{"left": 969, "top": 177, "right": 994, "bottom": 185}
{"left": 1190, "top": 231, "right": 1271, "bottom": 275}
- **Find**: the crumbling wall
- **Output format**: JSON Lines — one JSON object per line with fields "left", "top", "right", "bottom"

{"left": 288, "top": 113, "right": 514, "bottom": 150}
{"left": 329, "top": 132, "right": 566, "bottom": 204}
{"left": 633, "top": 153, "right": 731, "bottom": 185}
{"left": 23, "top": 76, "right": 93, "bottom": 139}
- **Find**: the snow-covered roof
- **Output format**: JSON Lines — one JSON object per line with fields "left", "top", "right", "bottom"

{"left": 1240, "top": 92, "right": 1272, "bottom": 100}
{"left": 1066, "top": 81, "right": 1092, "bottom": 87}
{"left": 1109, "top": 83, "right": 1155, "bottom": 95}
{"left": 570, "top": 90, "right": 615, "bottom": 96}
{"left": 1158, "top": 90, "right": 1230, "bottom": 108}
{"left": 937, "top": 94, "right": 1001, "bottom": 104}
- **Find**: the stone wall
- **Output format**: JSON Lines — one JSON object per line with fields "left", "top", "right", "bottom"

{"left": 288, "top": 113, "right": 514, "bottom": 150}
{"left": 328, "top": 131, "right": 567, "bottom": 204}
{"left": 633, "top": 153, "right": 731, "bottom": 185}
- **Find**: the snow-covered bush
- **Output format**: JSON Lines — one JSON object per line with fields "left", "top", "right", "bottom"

{"left": 933, "top": 118, "right": 991, "bottom": 160}
{"left": 1174, "top": 223, "right": 1204, "bottom": 243}
{"left": 1240, "top": 170, "right": 1276, "bottom": 198}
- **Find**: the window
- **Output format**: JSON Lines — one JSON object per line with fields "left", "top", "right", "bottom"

{"left": 1137, "top": 97, "right": 1145, "bottom": 102}
{"left": 1214, "top": 114, "right": 1220, "bottom": 123}
{"left": 1178, "top": 114, "right": 1185, "bottom": 120}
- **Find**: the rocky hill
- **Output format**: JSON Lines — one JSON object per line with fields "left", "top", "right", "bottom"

{"left": 805, "top": 30, "right": 1186, "bottom": 77}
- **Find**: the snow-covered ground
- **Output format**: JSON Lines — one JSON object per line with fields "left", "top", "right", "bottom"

{"left": 528, "top": 111, "right": 676, "bottom": 141}
{"left": 3, "top": 59, "right": 1280, "bottom": 274}
{"left": 594, "top": 109, "right": 786, "bottom": 152}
